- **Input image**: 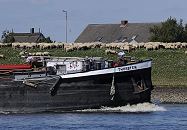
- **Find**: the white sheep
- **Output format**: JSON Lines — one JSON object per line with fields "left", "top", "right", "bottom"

{"left": 105, "top": 49, "right": 117, "bottom": 55}
{"left": 122, "top": 45, "right": 133, "bottom": 52}
{"left": 19, "top": 51, "right": 28, "bottom": 56}
{"left": 43, "top": 52, "right": 50, "bottom": 56}
{"left": 145, "top": 44, "right": 153, "bottom": 51}
{"left": 65, "top": 46, "right": 75, "bottom": 52}
{"left": 181, "top": 43, "right": 187, "bottom": 48}
{"left": 0, "top": 54, "right": 4, "bottom": 58}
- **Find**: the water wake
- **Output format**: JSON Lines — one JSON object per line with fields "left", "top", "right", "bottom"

{"left": 0, "top": 111, "right": 10, "bottom": 115}
{"left": 76, "top": 103, "right": 166, "bottom": 113}
{"left": 0, "top": 103, "right": 166, "bottom": 114}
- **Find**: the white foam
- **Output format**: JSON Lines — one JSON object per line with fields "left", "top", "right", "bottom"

{"left": 76, "top": 103, "right": 166, "bottom": 113}
{"left": 0, "top": 111, "right": 10, "bottom": 115}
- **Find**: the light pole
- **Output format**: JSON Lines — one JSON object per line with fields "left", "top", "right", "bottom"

{"left": 63, "top": 10, "right": 67, "bottom": 43}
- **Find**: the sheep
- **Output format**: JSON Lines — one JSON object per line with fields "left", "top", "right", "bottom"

{"left": 105, "top": 49, "right": 117, "bottom": 55}
{"left": 65, "top": 46, "right": 76, "bottom": 52}
{"left": 145, "top": 44, "right": 153, "bottom": 51}
{"left": 121, "top": 45, "right": 133, "bottom": 52}
{"left": 10, "top": 42, "right": 187, "bottom": 52}
{"left": 181, "top": 43, "right": 187, "bottom": 48}
{"left": 100, "top": 43, "right": 106, "bottom": 48}
{"left": 77, "top": 44, "right": 89, "bottom": 50}
{"left": 12, "top": 42, "right": 64, "bottom": 50}
{"left": 36, "top": 52, "right": 43, "bottom": 56}
{"left": 39, "top": 43, "right": 51, "bottom": 50}
{"left": 54, "top": 43, "right": 64, "bottom": 49}
{"left": 19, "top": 51, "right": 28, "bottom": 56}
{"left": 0, "top": 43, "right": 11, "bottom": 47}
{"left": 174, "top": 43, "right": 181, "bottom": 49}
{"left": 0, "top": 54, "right": 4, "bottom": 59}
{"left": 152, "top": 44, "right": 159, "bottom": 50}
{"left": 43, "top": 52, "right": 50, "bottom": 56}
{"left": 0, "top": 43, "right": 4, "bottom": 48}
{"left": 158, "top": 43, "right": 165, "bottom": 49}
{"left": 164, "top": 44, "right": 171, "bottom": 49}
{"left": 12, "top": 42, "right": 20, "bottom": 49}
{"left": 24, "top": 52, "right": 50, "bottom": 56}
{"left": 28, "top": 52, "right": 34, "bottom": 56}
{"left": 130, "top": 43, "right": 139, "bottom": 49}
{"left": 138, "top": 43, "right": 145, "bottom": 48}
{"left": 90, "top": 42, "right": 102, "bottom": 48}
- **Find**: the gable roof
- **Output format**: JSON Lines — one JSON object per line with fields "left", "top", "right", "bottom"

{"left": 8, "top": 32, "right": 45, "bottom": 43}
{"left": 75, "top": 22, "right": 159, "bottom": 43}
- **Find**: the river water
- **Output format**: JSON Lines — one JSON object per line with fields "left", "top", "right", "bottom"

{"left": 0, "top": 103, "right": 186, "bottom": 130}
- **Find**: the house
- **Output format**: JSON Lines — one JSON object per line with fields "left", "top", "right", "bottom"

{"left": 5, "top": 28, "right": 46, "bottom": 43}
{"left": 75, "top": 20, "right": 159, "bottom": 43}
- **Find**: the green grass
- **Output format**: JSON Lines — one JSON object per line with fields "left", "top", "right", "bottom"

{"left": 129, "top": 49, "right": 187, "bottom": 86}
{"left": 0, "top": 47, "right": 186, "bottom": 86}
{"left": 0, "top": 47, "right": 22, "bottom": 64}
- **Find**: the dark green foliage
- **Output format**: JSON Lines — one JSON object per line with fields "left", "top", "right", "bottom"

{"left": 1, "top": 30, "right": 15, "bottom": 43}
{"left": 3, "top": 35, "right": 15, "bottom": 43}
{"left": 150, "top": 17, "right": 187, "bottom": 42}
{"left": 38, "top": 36, "right": 53, "bottom": 43}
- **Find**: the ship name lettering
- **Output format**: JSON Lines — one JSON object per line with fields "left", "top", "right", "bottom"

{"left": 118, "top": 66, "right": 137, "bottom": 71}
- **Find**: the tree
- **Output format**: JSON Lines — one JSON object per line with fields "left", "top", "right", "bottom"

{"left": 150, "top": 17, "right": 186, "bottom": 42}
{"left": 1, "top": 30, "right": 15, "bottom": 43}
{"left": 38, "top": 36, "right": 53, "bottom": 43}
{"left": 45, "top": 37, "right": 53, "bottom": 43}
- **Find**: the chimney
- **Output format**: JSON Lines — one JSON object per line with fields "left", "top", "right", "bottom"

{"left": 30, "top": 28, "right": 34, "bottom": 34}
{"left": 121, "top": 20, "right": 128, "bottom": 25}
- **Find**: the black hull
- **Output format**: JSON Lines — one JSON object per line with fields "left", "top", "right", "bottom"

{"left": 0, "top": 61, "right": 153, "bottom": 113}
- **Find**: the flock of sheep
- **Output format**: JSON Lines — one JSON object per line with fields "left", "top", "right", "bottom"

{"left": 19, "top": 51, "right": 50, "bottom": 57}
{"left": 11, "top": 43, "right": 64, "bottom": 50}
{"left": 0, "top": 43, "right": 11, "bottom": 48}
{"left": 0, "top": 42, "right": 187, "bottom": 57}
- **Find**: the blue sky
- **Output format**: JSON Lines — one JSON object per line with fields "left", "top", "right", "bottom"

{"left": 0, "top": 0, "right": 187, "bottom": 42}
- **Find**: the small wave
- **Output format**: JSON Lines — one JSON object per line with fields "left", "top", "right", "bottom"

{"left": 76, "top": 103, "right": 166, "bottom": 113}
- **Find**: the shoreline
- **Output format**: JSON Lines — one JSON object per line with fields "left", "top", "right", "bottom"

{"left": 151, "top": 86, "right": 187, "bottom": 104}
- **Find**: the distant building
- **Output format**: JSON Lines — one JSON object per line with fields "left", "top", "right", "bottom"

{"left": 5, "top": 28, "right": 46, "bottom": 43}
{"left": 75, "top": 20, "right": 159, "bottom": 43}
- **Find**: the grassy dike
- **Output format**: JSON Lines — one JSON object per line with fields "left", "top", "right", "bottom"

{"left": 0, "top": 47, "right": 186, "bottom": 87}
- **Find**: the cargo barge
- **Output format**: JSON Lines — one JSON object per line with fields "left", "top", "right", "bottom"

{"left": 0, "top": 56, "right": 153, "bottom": 113}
